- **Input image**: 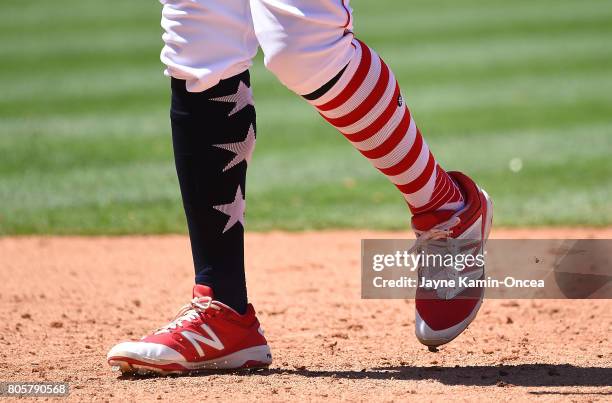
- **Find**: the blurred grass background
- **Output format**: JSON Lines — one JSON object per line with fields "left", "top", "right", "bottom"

{"left": 0, "top": 0, "right": 611, "bottom": 235}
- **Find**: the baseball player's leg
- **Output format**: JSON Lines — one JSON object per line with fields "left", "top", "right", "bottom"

{"left": 171, "top": 72, "right": 255, "bottom": 314}
{"left": 251, "top": 0, "right": 464, "bottom": 214}
{"left": 107, "top": 1, "right": 272, "bottom": 375}
{"left": 161, "top": 0, "right": 258, "bottom": 313}
{"left": 252, "top": 0, "right": 493, "bottom": 349}
{"left": 161, "top": 0, "right": 258, "bottom": 314}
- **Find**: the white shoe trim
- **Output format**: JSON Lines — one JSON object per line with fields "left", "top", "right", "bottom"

{"left": 108, "top": 344, "right": 272, "bottom": 371}
{"left": 107, "top": 342, "right": 185, "bottom": 363}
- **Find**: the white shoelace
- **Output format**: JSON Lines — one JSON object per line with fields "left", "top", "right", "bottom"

{"left": 409, "top": 216, "right": 480, "bottom": 299}
{"left": 407, "top": 216, "right": 460, "bottom": 256}
{"left": 154, "top": 296, "right": 221, "bottom": 334}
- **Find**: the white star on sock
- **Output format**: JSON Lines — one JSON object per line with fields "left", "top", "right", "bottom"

{"left": 213, "top": 125, "right": 256, "bottom": 172}
{"left": 213, "top": 186, "right": 245, "bottom": 233}
{"left": 211, "top": 81, "right": 254, "bottom": 116}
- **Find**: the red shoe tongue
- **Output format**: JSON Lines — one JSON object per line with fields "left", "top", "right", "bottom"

{"left": 193, "top": 285, "right": 214, "bottom": 299}
{"left": 411, "top": 210, "right": 456, "bottom": 232}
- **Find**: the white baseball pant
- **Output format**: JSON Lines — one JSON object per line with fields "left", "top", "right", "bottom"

{"left": 160, "top": 0, "right": 355, "bottom": 94}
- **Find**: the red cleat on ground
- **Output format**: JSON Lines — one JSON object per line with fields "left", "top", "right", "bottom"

{"left": 411, "top": 171, "right": 494, "bottom": 348}
{"left": 107, "top": 285, "right": 272, "bottom": 375}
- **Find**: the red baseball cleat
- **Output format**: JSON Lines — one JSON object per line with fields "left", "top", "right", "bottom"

{"left": 107, "top": 285, "right": 272, "bottom": 375}
{"left": 411, "top": 171, "right": 493, "bottom": 349}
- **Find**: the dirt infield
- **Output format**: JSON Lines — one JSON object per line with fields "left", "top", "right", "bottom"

{"left": 1, "top": 229, "right": 611, "bottom": 401}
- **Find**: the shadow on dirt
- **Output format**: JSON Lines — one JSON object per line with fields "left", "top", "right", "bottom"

{"left": 249, "top": 364, "right": 612, "bottom": 388}
{"left": 118, "top": 364, "right": 611, "bottom": 390}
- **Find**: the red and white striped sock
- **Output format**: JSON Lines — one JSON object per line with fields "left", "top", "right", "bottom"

{"left": 306, "top": 39, "right": 464, "bottom": 215}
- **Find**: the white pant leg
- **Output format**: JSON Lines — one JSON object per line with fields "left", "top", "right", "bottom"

{"left": 250, "top": 0, "right": 356, "bottom": 95}
{"left": 160, "top": 0, "right": 259, "bottom": 92}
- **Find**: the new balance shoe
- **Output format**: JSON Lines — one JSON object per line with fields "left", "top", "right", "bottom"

{"left": 107, "top": 285, "right": 272, "bottom": 375}
{"left": 411, "top": 171, "right": 493, "bottom": 348}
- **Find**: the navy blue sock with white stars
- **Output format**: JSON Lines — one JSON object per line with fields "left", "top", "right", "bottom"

{"left": 170, "top": 70, "right": 255, "bottom": 314}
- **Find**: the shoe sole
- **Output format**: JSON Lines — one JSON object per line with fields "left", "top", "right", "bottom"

{"left": 415, "top": 290, "right": 484, "bottom": 348}
{"left": 416, "top": 186, "right": 494, "bottom": 348}
{"left": 108, "top": 344, "right": 272, "bottom": 376}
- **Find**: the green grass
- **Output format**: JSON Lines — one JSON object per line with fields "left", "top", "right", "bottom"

{"left": 1, "top": 0, "right": 611, "bottom": 234}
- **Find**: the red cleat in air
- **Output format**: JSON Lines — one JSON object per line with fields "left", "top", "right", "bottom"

{"left": 411, "top": 171, "right": 493, "bottom": 348}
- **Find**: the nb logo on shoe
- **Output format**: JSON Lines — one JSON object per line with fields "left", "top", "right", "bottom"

{"left": 181, "top": 324, "right": 224, "bottom": 357}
